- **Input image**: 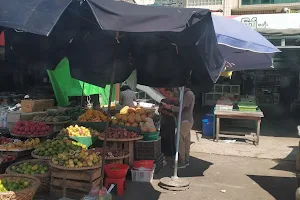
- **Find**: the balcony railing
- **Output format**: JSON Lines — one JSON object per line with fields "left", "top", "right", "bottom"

{"left": 242, "top": 0, "right": 300, "bottom": 5}
{"left": 186, "top": 0, "right": 222, "bottom": 6}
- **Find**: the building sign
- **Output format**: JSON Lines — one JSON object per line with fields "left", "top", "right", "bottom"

{"left": 231, "top": 13, "right": 300, "bottom": 30}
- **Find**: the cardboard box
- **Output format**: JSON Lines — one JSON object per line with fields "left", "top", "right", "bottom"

{"left": 21, "top": 99, "right": 54, "bottom": 113}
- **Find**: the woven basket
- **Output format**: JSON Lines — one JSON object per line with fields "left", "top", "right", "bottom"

{"left": 98, "top": 135, "right": 143, "bottom": 142}
{"left": 0, "top": 174, "right": 40, "bottom": 200}
{"left": 10, "top": 131, "right": 54, "bottom": 138}
{"left": 90, "top": 148, "right": 130, "bottom": 160}
{"left": 49, "top": 161, "right": 101, "bottom": 171}
{"left": 6, "top": 159, "right": 50, "bottom": 192}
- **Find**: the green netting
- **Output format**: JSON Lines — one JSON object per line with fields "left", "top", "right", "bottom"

{"left": 48, "top": 57, "right": 115, "bottom": 107}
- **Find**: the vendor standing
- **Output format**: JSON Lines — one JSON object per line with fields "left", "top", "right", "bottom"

{"left": 119, "top": 85, "right": 136, "bottom": 107}
{"left": 158, "top": 89, "right": 177, "bottom": 159}
{"left": 163, "top": 88, "right": 195, "bottom": 169}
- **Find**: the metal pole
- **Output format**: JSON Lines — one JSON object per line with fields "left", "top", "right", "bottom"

{"left": 100, "top": 32, "right": 119, "bottom": 188}
{"left": 173, "top": 86, "right": 185, "bottom": 178}
{"left": 80, "top": 83, "right": 85, "bottom": 108}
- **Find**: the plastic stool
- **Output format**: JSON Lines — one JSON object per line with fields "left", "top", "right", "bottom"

{"left": 104, "top": 177, "right": 126, "bottom": 196}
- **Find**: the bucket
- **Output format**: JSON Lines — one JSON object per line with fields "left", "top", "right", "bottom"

{"left": 202, "top": 118, "right": 213, "bottom": 136}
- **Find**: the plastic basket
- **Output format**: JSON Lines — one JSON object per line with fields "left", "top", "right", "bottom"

{"left": 131, "top": 164, "right": 155, "bottom": 182}
{"left": 135, "top": 137, "right": 161, "bottom": 160}
{"left": 140, "top": 132, "right": 159, "bottom": 141}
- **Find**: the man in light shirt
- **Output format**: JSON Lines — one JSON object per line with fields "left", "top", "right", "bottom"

{"left": 163, "top": 88, "right": 195, "bottom": 168}
{"left": 119, "top": 85, "right": 136, "bottom": 107}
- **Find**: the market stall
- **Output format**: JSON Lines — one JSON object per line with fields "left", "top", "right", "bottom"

{"left": 0, "top": 0, "right": 280, "bottom": 198}
{"left": 214, "top": 97, "right": 264, "bottom": 145}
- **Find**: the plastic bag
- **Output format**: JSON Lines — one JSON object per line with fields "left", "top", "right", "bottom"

{"left": 99, "top": 187, "right": 112, "bottom": 200}
{"left": 0, "top": 111, "right": 7, "bottom": 128}
{"left": 89, "top": 186, "right": 100, "bottom": 196}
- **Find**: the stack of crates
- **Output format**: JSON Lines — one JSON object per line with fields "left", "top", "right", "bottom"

{"left": 135, "top": 137, "right": 164, "bottom": 173}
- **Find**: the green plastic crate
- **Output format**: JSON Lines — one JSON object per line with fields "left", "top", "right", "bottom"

{"left": 140, "top": 132, "right": 160, "bottom": 141}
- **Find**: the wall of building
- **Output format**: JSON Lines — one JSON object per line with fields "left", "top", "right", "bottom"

{"left": 182, "top": 0, "right": 300, "bottom": 16}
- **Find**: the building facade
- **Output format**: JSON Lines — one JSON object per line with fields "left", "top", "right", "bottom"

{"left": 182, "top": 0, "right": 300, "bottom": 16}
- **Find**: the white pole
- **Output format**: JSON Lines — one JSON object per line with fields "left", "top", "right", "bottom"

{"left": 173, "top": 86, "right": 185, "bottom": 178}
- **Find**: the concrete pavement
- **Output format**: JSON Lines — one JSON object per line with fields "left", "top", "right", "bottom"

{"left": 116, "top": 152, "right": 297, "bottom": 200}
{"left": 190, "top": 132, "right": 299, "bottom": 161}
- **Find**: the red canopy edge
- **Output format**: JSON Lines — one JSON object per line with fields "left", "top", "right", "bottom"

{"left": 0, "top": 31, "right": 5, "bottom": 46}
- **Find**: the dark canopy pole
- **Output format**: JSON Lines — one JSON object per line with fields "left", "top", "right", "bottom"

{"left": 100, "top": 32, "right": 120, "bottom": 188}
{"left": 80, "top": 82, "right": 85, "bottom": 108}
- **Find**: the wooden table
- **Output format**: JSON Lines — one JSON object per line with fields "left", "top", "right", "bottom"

{"left": 214, "top": 109, "right": 264, "bottom": 145}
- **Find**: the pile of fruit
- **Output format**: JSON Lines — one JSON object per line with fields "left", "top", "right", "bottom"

{"left": 10, "top": 162, "right": 49, "bottom": 175}
{"left": 140, "top": 118, "right": 157, "bottom": 133}
{"left": 0, "top": 154, "right": 16, "bottom": 164}
{"left": 61, "top": 125, "right": 100, "bottom": 137}
{"left": 0, "top": 138, "right": 40, "bottom": 150}
{"left": 33, "top": 109, "right": 71, "bottom": 123}
{"left": 0, "top": 178, "right": 30, "bottom": 192}
{"left": 51, "top": 149, "right": 101, "bottom": 168}
{"left": 99, "top": 127, "right": 139, "bottom": 139}
{"left": 32, "top": 138, "right": 82, "bottom": 157}
{"left": 63, "top": 107, "right": 81, "bottom": 120}
{"left": 12, "top": 121, "right": 51, "bottom": 137}
{"left": 78, "top": 109, "right": 108, "bottom": 122}
{"left": 90, "top": 148, "right": 129, "bottom": 159}
{"left": 0, "top": 136, "right": 14, "bottom": 144}
{"left": 112, "top": 106, "right": 153, "bottom": 127}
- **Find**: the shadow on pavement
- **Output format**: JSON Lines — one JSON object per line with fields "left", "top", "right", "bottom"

{"left": 271, "top": 146, "right": 297, "bottom": 172}
{"left": 115, "top": 156, "right": 213, "bottom": 200}
{"left": 248, "top": 175, "right": 297, "bottom": 200}
{"left": 155, "top": 156, "right": 213, "bottom": 179}
{"left": 114, "top": 182, "right": 161, "bottom": 200}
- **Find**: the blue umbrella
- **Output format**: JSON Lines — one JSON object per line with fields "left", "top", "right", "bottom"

{"left": 212, "top": 15, "right": 280, "bottom": 71}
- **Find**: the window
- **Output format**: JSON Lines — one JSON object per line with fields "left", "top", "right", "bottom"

{"left": 242, "top": 0, "right": 299, "bottom": 5}
{"left": 188, "top": 0, "right": 222, "bottom": 6}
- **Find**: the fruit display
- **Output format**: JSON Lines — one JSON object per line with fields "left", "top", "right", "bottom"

{"left": 61, "top": 125, "right": 100, "bottom": 137}
{"left": 0, "top": 154, "right": 16, "bottom": 164}
{"left": 0, "top": 138, "right": 40, "bottom": 151}
{"left": 112, "top": 106, "right": 153, "bottom": 127}
{"left": 10, "top": 162, "right": 49, "bottom": 175}
{"left": 33, "top": 109, "right": 72, "bottom": 123}
{"left": 32, "top": 138, "right": 82, "bottom": 158}
{"left": 12, "top": 121, "right": 51, "bottom": 137}
{"left": 71, "top": 141, "right": 87, "bottom": 149}
{"left": 90, "top": 148, "right": 129, "bottom": 159}
{"left": 78, "top": 109, "right": 108, "bottom": 122}
{"left": 51, "top": 148, "right": 101, "bottom": 168}
{"left": 0, "top": 178, "right": 30, "bottom": 192}
{"left": 99, "top": 127, "right": 139, "bottom": 139}
{"left": 0, "top": 136, "right": 14, "bottom": 145}
{"left": 33, "top": 115, "right": 71, "bottom": 123}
